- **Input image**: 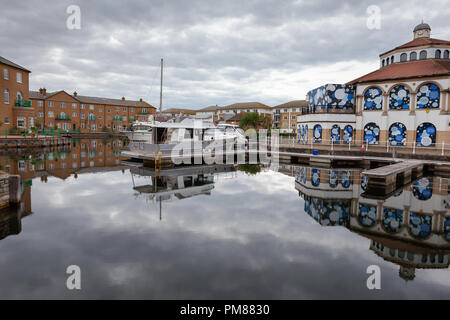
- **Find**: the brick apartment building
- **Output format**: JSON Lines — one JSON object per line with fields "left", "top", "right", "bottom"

{"left": 0, "top": 55, "right": 156, "bottom": 132}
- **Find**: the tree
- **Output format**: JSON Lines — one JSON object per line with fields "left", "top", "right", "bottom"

{"left": 239, "top": 112, "right": 272, "bottom": 131}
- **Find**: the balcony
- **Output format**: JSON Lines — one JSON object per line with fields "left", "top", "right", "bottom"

{"left": 139, "top": 110, "right": 150, "bottom": 115}
{"left": 55, "top": 115, "right": 71, "bottom": 120}
{"left": 14, "top": 100, "right": 32, "bottom": 107}
{"left": 88, "top": 116, "right": 97, "bottom": 121}
{"left": 129, "top": 117, "right": 135, "bottom": 122}
{"left": 113, "top": 117, "right": 122, "bottom": 122}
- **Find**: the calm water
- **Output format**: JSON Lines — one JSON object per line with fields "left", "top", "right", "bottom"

{"left": 0, "top": 139, "right": 449, "bottom": 299}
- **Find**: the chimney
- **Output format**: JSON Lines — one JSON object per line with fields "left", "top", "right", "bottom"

{"left": 139, "top": 98, "right": 143, "bottom": 102}
{"left": 122, "top": 97, "right": 125, "bottom": 101}
{"left": 42, "top": 88, "right": 47, "bottom": 96}
{"left": 39, "top": 88, "right": 43, "bottom": 94}
{"left": 73, "top": 91, "right": 77, "bottom": 97}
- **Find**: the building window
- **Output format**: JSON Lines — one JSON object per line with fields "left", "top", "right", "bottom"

{"left": 72, "top": 103, "right": 77, "bottom": 108}
{"left": 364, "top": 87, "right": 383, "bottom": 110}
{"left": 419, "top": 50, "right": 427, "bottom": 60}
{"left": 364, "top": 122, "right": 380, "bottom": 145}
{"left": 38, "top": 101, "right": 43, "bottom": 107}
{"left": 16, "top": 91, "right": 23, "bottom": 102}
{"left": 115, "top": 107, "right": 119, "bottom": 111}
{"left": 48, "top": 101, "right": 54, "bottom": 107}
{"left": 410, "top": 52, "right": 417, "bottom": 61}
{"left": 382, "top": 59, "right": 385, "bottom": 67}
{"left": 389, "top": 85, "right": 410, "bottom": 109}
{"left": 313, "top": 124, "right": 322, "bottom": 143}
{"left": 123, "top": 107, "right": 126, "bottom": 111}
{"left": 48, "top": 122, "right": 53, "bottom": 127}
{"left": 444, "top": 50, "right": 450, "bottom": 59}
{"left": 400, "top": 53, "right": 407, "bottom": 62}
{"left": 417, "top": 83, "right": 440, "bottom": 109}
{"left": 130, "top": 108, "right": 134, "bottom": 112}
{"left": 3, "top": 68, "right": 9, "bottom": 80}
{"left": 391, "top": 56, "right": 394, "bottom": 64}
{"left": 4, "top": 89, "right": 9, "bottom": 104}
{"left": 81, "top": 113, "right": 85, "bottom": 119}
{"left": 60, "top": 102, "right": 65, "bottom": 108}
{"left": 388, "top": 122, "right": 407, "bottom": 146}
{"left": 48, "top": 111, "right": 54, "bottom": 118}
{"left": 38, "top": 111, "right": 44, "bottom": 117}
{"left": 90, "top": 105, "right": 94, "bottom": 110}
{"left": 343, "top": 125, "right": 353, "bottom": 144}
{"left": 123, "top": 116, "right": 127, "bottom": 121}
{"left": 99, "top": 108, "right": 102, "bottom": 112}
{"left": 4, "top": 116, "right": 10, "bottom": 124}
{"left": 416, "top": 122, "right": 436, "bottom": 147}
{"left": 331, "top": 125, "right": 340, "bottom": 144}
{"left": 435, "top": 50, "right": 442, "bottom": 59}
{"left": 72, "top": 112, "right": 77, "bottom": 117}
{"left": 16, "top": 72, "right": 22, "bottom": 83}
{"left": 17, "top": 117, "right": 26, "bottom": 128}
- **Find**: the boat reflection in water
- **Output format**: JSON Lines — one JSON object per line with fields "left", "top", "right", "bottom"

{"left": 291, "top": 165, "right": 450, "bottom": 281}
{"left": 128, "top": 164, "right": 239, "bottom": 218}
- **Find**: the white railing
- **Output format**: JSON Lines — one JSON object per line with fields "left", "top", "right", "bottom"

{"left": 278, "top": 137, "right": 450, "bottom": 156}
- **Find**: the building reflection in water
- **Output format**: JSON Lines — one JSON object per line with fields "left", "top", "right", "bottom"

{"left": 283, "top": 164, "right": 450, "bottom": 281}
{"left": 0, "top": 139, "right": 126, "bottom": 240}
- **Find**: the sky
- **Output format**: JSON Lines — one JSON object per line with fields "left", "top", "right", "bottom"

{"left": 1, "top": 0, "right": 450, "bottom": 109}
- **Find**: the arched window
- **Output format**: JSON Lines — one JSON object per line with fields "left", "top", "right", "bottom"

{"left": 331, "top": 125, "right": 340, "bottom": 144}
{"left": 400, "top": 53, "right": 407, "bottom": 62}
{"left": 412, "top": 178, "right": 433, "bottom": 201}
{"left": 391, "top": 56, "right": 394, "bottom": 64}
{"left": 416, "top": 122, "right": 436, "bottom": 147}
{"left": 382, "top": 59, "right": 385, "bottom": 67}
{"left": 364, "top": 87, "right": 383, "bottom": 110}
{"left": 313, "top": 124, "right": 322, "bottom": 143}
{"left": 388, "top": 122, "right": 407, "bottom": 146}
{"left": 3, "top": 89, "right": 9, "bottom": 104}
{"left": 389, "top": 85, "right": 410, "bottom": 109}
{"left": 417, "top": 83, "right": 440, "bottom": 109}
{"left": 383, "top": 208, "right": 404, "bottom": 233}
{"left": 343, "top": 125, "right": 353, "bottom": 144}
{"left": 16, "top": 91, "right": 23, "bottom": 102}
{"left": 311, "top": 168, "right": 320, "bottom": 187}
{"left": 410, "top": 51, "right": 417, "bottom": 61}
{"left": 364, "top": 122, "right": 380, "bottom": 145}
{"left": 444, "top": 50, "right": 450, "bottom": 59}
{"left": 435, "top": 49, "right": 442, "bottom": 59}
{"left": 419, "top": 50, "right": 427, "bottom": 60}
{"left": 358, "top": 204, "right": 377, "bottom": 227}
{"left": 409, "top": 212, "right": 432, "bottom": 239}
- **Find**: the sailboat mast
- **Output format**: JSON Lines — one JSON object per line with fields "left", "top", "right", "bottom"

{"left": 159, "top": 58, "right": 163, "bottom": 115}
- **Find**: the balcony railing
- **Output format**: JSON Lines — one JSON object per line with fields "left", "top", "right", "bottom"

{"left": 139, "top": 110, "right": 150, "bottom": 114}
{"left": 55, "top": 115, "right": 71, "bottom": 120}
{"left": 88, "top": 116, "right": 97, "bottom": 121}
{"left": 113, "top": 117, "right": 122, "bottom": 121}
{"left": 129, "top": 117, "right": 135, "bottom": 122}
{"left": 14, "top": 100, "right": 32, "bottom": 107}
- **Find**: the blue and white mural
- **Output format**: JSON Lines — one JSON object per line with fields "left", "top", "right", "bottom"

{"left": 382, "top": 208, "right": 404, "bottom": 233}
{"left": 304, "top": 196, "right": 350, "bottom": 227}
{"left": 329, "top": 170, "right": 339, "bottom": 188}
{"left": 296, "top": 166, "right": 307, "bottom": 184}
{"left": 313, "top": 125, "right": 322, "bottom": 143}
{"left": 412, "top": 177, "right": 433, "bottom": 201}
{"left": 364, "top": 122, "right": 380, "bottom": 145}
{"left": 389, "top": 85, "right": 410, "bottom": 109}
{"left": 417, "top": 83, "right": 440, "bottom": 109}
{"left": 444, "top": 218, "right": 450, "bottom": 242}
{"left": 388, "top": 122, "right": 407, "bottom": 146}
{"left": 416, "top": 122, "right": 436, "bottom": 147}
{"left": 364, "top": 87, "right": 383, "bottom": 110}
{"left": 307, "top": 84, "right": 355, "bottom": 111}
{"left": 341, "top": 171, "right": 351, "bottom": 188}
{"left": 331, "top": 125, "right": 340, "bottom": 144}
{"left": 343, "top": 125, "right": 353, "bottom": 144}
{"left": 298, "top": 125, "right": 308, "bottom": 144}
{"left": 311, "top": 168, "right": 320, "bottom": 187}
{"left": 361, "top": 175, "right": 368, "bottom": 191}
{"left": 409, "top": 213, "right": 432, "bottom": 239}
{"left": 358, "top": 204, "right": 377, "bottom": 227}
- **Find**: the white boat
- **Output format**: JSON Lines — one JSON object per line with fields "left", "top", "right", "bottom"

{"left": 122, "top": 118, "right": 153, "bottom": 142}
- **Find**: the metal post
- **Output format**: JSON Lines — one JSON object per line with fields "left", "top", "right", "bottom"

{"left": 442, "top": 141, "right": 445, "bottom": 156}
{"left": 386, "top": 139, "right": 389, "bottom": 152}
{"left": 413, "top": 141, "right": 416, "bottom": 154}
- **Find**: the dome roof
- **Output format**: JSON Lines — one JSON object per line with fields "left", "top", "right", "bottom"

{"left": 414, "top": 23, "right": 431, "bottom": 32}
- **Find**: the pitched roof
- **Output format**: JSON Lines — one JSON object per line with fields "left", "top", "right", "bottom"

{"left": 29, "top": 90, "right": 155, "bottom": 108}
{"left": 162, "top": 108, "right": 197, "bottom": 115}
{"left": 272, "top": 100, "right": 308, "bottom": 109}
{"left": 198, "top": 105, "right": 220, "bottom": 112}
{"left": 221, "top": 102, "right": 272, "bottom": 110}
{"left": 380, "top": 37, "right": 450, "bottom": 56}
{"left": 0, "top": 56, "right": 31, "bottom": 72}
{"left": 348, "top": 59, "right": 450, "bottom": 85}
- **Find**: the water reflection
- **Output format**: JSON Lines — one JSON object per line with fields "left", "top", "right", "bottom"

{"left": 292, "top": 165, "right": 450, "bottom": 281}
